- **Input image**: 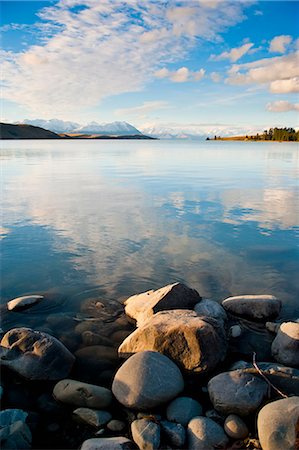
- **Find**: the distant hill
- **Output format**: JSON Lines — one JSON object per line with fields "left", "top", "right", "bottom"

{"left": 0, "top": 123, "right": 61, "bottom": 139}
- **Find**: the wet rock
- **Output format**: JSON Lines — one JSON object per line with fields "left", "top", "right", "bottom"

{"left": 73, "top": 408, "right": 112, "bottom": 428}
{"left": 166, "top": 396, "right": 203, "bottom": 426}
{"left": 119, "top": 310, "right": 226, "bottom": 374}
{"left": 208, "top": 370, "right": 268, "bottom": 416}
{"left": 230, "top": 325, "right": 242, "bottom": 338}
{"left": 271, "top": 322, "right": 299, "bottom": 367}
{"left": 194, "top": 299, "right": 227, "bottom": 322}
{"left": 107, "top": 420, "right": 126, "bottom": 432}
{"left": 112, "top": 351, "right": 184, "bottom": 410}
{"left": 7, "top": 295, "right": 44, "bottom": 311}
{"left": 124, "top": 282, "right": 201, "bottom": 326}
{"left": 110, "top": 330, "right": 132, "bottom": 345}
{"left": 160, "top": 420, "right": 185, "bottom": 448}
{"left": 257, "top": 396, "right": 299, "bottom": 450}
{"left": 0, "top": 409, "right": 31, "bottom": 450}
{"left": 0, "top": 327, "right": 75, "bottom": 380}
{"left": 58, "top": 332, "right": 81, "bottom": 353}
{"left": 53, "top": 379, "right": 112, "bottom": 409}
{"left": 46, "top": 313, "right": 76, "bottom": 330}
{"left": 80, "top": 437, "right": 134, "bottom": 450}
{"left": 80, "top": 298, "right": 123, "bottom": 321}
{"left": 74, "top": 345, "right": 119, "bottom": 377}
{"left": 187, "top": 416, "right": 229, "bottom": 450}
{"left": 224, "top": 414, "right": 249, "bottom": 439}
{"left": 131, "top": 419, "right": 160, "bottom": 450}
{"left": 81, "top": 331, "right": 114, "bottom": 347}
{"left": 222, "top": 294, "right": 281, "bottom": 321}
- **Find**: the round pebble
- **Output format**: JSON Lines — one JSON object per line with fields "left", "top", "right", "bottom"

{"left": 224, "top": 414, "right": 249, "bottom": 439}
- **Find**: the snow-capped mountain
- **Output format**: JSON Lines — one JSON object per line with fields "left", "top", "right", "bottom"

{"left": 72, "top": 121, "right": 141, "bottom": 135}
{"left": 19, "top": 119, "right": 80, "bottom": 133}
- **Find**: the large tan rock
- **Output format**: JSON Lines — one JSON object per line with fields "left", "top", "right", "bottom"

{"left": 119, "top": 310, "right": 226, "bottom": 374}
{"left": 124, "top": 283, "right": 201, "bottom": 326}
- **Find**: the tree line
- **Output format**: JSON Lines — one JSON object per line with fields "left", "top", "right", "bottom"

{"left": 254, "top": 127, "right": 299, "bottom": 141}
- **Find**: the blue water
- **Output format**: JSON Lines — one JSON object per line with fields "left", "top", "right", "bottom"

{"left": 1, "top": 139, "right": 299, "bottom": 321}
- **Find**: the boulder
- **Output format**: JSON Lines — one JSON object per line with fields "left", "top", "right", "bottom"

{"left": 257, "top": 397, "right": 299, "bottom": 450}
{"left": 271, "top": 322, "right": 299, "bottom": 367}
{"left": 119, "top": 310, "right": 226, "bottom": 374}
{"left": 53, "top": 379, "right": 112, "bottom": 409}
{"left": 224, "top": 414, "right": 248, "bottom": 439}
{"left": 187, "top": 417, "right": 229, "bottom": 450}
{"left": 112, "top": 351, "right": 184, "bottom": 410}
{"left": 194, "top": 300, "right": 227, "bottom": 322}
{"left": 107, "top": 420, "right": 126, "bottom": 432}
{"left": 0, "top": 328, "right": 75, "bottom": 380}
{"left": 124, "top": 282, "right": 201, "bottom": 326}
{"left": 222, "top": 295, "right": 281, "bottom": 321}
{"left": 7, "top": 295, "right": 44, "bottom": 311}
{"left": 166, "top": 397, "right": 203, "bottom": 426}
{"left": 208, "top": 371, "right": 268, "bottom": 416}
{"left": 160, "top": 421, "right": 185, "bottom": 448}
{"left": 0, "top": 409, "right": 31, "bottom": 450}
{"left": 80, "top": 437, "right": 134, "bottom": 450}
{"left": 73, "top": 408, "right": 112, "bottom": 428}
{"left": 131, "top": 419, "right": 160, "bottom": 450}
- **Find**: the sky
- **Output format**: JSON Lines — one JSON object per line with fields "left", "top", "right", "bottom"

{"left": 1, "top": 0, "right": 299, "bottom": 134}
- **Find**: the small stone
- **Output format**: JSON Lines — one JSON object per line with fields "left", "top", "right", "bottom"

{"left": 53, "top": 379, "right": 112, "bottom": 409}
{"left": 187, "top": 417, "right": 229, "bottom": 450}
{"left": 131, "top": 419, "right": 160, "bottom": 450}
{"left": 160, "top": 420, "right": 185, "bottom": 448}
{"left": 73, "top": 408, "right": 112, "bottom": 428}
{"left": 222, "top": 294, "right": 281, "bottom": 321}
{"left": 194, "top": 299, "right": 227, "bottom": 322}
{"left": 7, "top": 295, "right": 44, "bottom": 311}
{"left": 208, "top": 371, "right": 268, "bottom": 416}
{"left": 271, "top": 322, "right": 299, "bottom": 367}
{"left": 230, "top": 325, "right": 242, "bottom": 338}
{"left": 112, "top": 351, "right": 184, "bottom": 410}
{"left": 106, "top": 420, "right": 126, "bottom": 432}
{"left": 80, "top": 437, "right": 134, "bottom": 450}
{"left": 137, "top": 413, "right": 161, "bottom": 421}
{"left": 258, "top": 397, "right": 299, "bottom": 450}
{"left": 224, "top": 414, "right": 248, "bottom": 439}
{"left": 166, "top": 397, "right": 203, "bottom": 426}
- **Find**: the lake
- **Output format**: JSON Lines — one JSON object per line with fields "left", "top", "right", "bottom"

{"left": 1, "top": 139, "right": 299, "bottom": 328}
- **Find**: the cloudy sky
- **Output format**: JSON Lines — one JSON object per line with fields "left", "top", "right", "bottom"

{"left": 1, "top": 0, "right": 299, "bottom": 133}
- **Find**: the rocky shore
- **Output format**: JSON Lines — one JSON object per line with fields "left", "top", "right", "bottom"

{"left": 0, "top": 283, "right": 298, "bottom": 449}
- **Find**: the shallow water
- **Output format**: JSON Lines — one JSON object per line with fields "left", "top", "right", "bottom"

{"left": 1, "top": 139, "right": 299, "bottom": 325}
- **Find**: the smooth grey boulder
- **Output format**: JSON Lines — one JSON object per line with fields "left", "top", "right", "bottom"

{"left": 257, "top": 397, "right": 299, "bottom": 450}
{"left": 208, "top": 371, "right": 268, "bottom": 416}
{"left": 73, "top": 408, "right": 112, "bottom": 428}
{"left": 222, "top": 295, "right": 281, "bottom": 321}
{"left": 80, "top": 437, "right": 134, "bottom": 450}
{"left": 160, "top": 420, "right": 185, "bottom": 448}
{"left": 131, "top": 419, "right": 160, "bottom": 450}
{"left": 187, "top": 417, "right": 229, "bottom": 450}
{"left": 224, "top": 414, "right": 248, "bottom": 439}
{"left": 112, "top": 351, "right": 184, "bottom": 410}
{"left": 124, "top": 282, "right": 201, "bottom": 326}
{"left": 119, "top": 310, "right": 226, "bottom": 374}
{"left": 53, "top": 379, "right": 112, "bottom": 409}
{"left": 7, "top": 295, "right": 44, "bottom": 311}
{"left": 166, "top": 397, "right": 203, "bottom": 426}
{"left": 0, "top": 409, "right": 31, "bottom": 450}
{"left": 194, "top": 300, "right": 227, "bottom": 322}
{"left": 271, "top": 322, "right": 299, "bottom": 367}
{"left": 0, "top": 327, "right": 75, "bottom": 380}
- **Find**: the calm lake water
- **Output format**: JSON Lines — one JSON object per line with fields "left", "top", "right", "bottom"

{"left": 1, "top": 139, "right": 299, "bottom": 325}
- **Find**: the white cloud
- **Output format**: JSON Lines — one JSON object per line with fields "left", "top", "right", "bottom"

{"left": 211, "top": 42, "right": 254, "bottom": 62}
{"left": 227, "top": 52, "right": 299, "bottom": 93}
{"left": 115, "top": 101, "right": 170, "bottom": 117}
{"left": 0, "top": 0, "right": 249, "bottom": 118}
{"left": 154, "top": 66, "right": 205, "bottom": 83}
{"left": 269, "top": 35, "right": 292, "bottom": 53}
{"left": 266, "top": 101, "right": 299, "bottom": 112}
{"left": 210, "top": 72, "right": 222, "bottom": 83}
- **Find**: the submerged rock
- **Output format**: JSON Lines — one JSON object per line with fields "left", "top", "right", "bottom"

{"left": 0, "top": 409, "right": 31, "bottom": 450}
{"left": 194, "top": 299, "right": 227, "bottom": 323}
{"left": 80, "top": 437, "right": 134, "bottom": 450}
{"left": 208, "top": 370, "right": 268, "bottom": 416}
{"left": 222, "top": 294, "right": 281, "bottom": 321}
{"left": 166, "top": 397, "right": 203, "bottom": 426}
{"left": 271, "top": 322, "right": 299, "bottom": 367}
{"left": 119, "top": 310, "right": 226, "bottom": 374}
{"left": 131, "top": 419, "right": 160, "bottom": 450}
{"left": 257, "top": 396, "right": 299, "bottom": 450}
{"left": 0, "top": 327, "right": 75, "bottom": 380}
{"left": 124, "top": 282, "right": 201, "bottom": 326}
{"left": 53, "top": 379, "right": 112, "bottom": 409}
{"left": 7, "top": 295, "right": 44, "bottom": 311}
{"left": 112, "top": 351, "right": 184, "bottom": 410}
{"left": 187, "top": 417, "right": 228, "bottom": 450}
